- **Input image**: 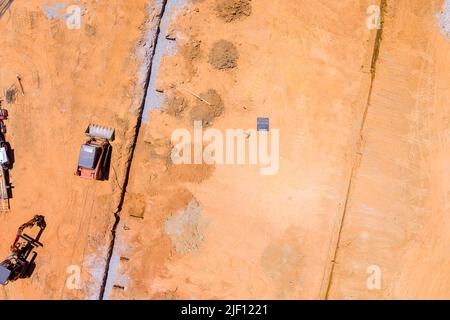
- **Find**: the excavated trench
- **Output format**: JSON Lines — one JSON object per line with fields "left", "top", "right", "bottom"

{"left": 98, "top": 0, "right": 169, "bottom": 300}
{"left": 99, "top": 0, "right": 187, "bottom": 300}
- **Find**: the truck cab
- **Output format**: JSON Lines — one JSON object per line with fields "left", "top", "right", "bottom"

{"left": 75, "top": 125, "right": 114, "bottom": 181}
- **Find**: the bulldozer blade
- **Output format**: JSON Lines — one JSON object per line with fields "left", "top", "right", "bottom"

{"left": 85, "top": 124, "right": 115, "bottom": 141}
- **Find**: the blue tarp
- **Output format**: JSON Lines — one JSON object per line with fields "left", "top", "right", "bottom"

{"left": 257, "top": 117, "right": 270, "bottom": 131}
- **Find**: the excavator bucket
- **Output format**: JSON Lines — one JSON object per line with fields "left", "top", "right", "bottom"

{"left": 85, "top": 124, "right": 115, "bottom": 141}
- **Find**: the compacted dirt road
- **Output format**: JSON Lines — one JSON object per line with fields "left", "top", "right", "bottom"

{"left": 1, "top": 0, "right": 450, "bottom": 300}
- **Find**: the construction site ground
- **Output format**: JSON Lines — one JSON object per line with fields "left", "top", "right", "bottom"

{"left": 0, "top": 0, "right": 450, "bottom": 300}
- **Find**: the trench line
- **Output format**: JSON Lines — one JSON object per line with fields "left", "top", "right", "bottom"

{"left": 98, "top": 0, "right": 169, "bottom": 300}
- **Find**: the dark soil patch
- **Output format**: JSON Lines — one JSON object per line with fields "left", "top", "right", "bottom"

{"left": 5, "top": 87, "right": 17, "bottom": 104}
{"left": 164, "top": 89, "right": 187, "bottom": 118}
{"left": 190, "top": 89, "right": 224, "bottom": 126}
{"left": 208, "top": 40, "right": 238, "bottom": 70}
{"left": 216, "top": 0, "right": 252, "bottom": 22}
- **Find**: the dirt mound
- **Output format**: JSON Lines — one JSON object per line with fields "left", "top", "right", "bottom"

{"left": 208, "top": 40, "right": 239, "bottom": 70}
{"left": 190, "top": 89, "right": 224, "bottom": 126}
{"left": 5, "top": 87, "right": 17, "bottom": 104}
{"left": 216, "top": 0, "right": 252, "bottom": 22}
{"left": 182, "top": 39, "right": 202, "bottom": 61}
{"left": 164, "top": 89, "right": 187, "bottom": 117}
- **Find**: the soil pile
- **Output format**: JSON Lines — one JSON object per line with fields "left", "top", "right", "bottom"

{"left": 190, "top": 89, "right": 224, "bottom": 126}
{"left": 438, "top": 0, "right": 450, "bottom": 39}
{"left": 164, "top": 89, "right": 187, "bottom": 117}
{"left": 208, "top": 40, "right": 238, "bottom": 69}
{"left": 215, "top": 0, "right": 252, "bottom": 22}
{"left": 182, "top": 39, "right": 202, "bottom": 61}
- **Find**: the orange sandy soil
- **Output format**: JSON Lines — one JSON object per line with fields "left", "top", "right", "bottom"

{"left": 329, "top": 0, "right": 450, "bottom": 299}
{"left": 1, "top": 0, "right": 450, "bottom": 300}
{"left": 110, "top": 0, "right": 450, "bottom": 300}
{"left": 109, "top": 0, "right": 376, "bottom": 299}
{"left": 0, "top": 0, "right": 155, "bottom": 299}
